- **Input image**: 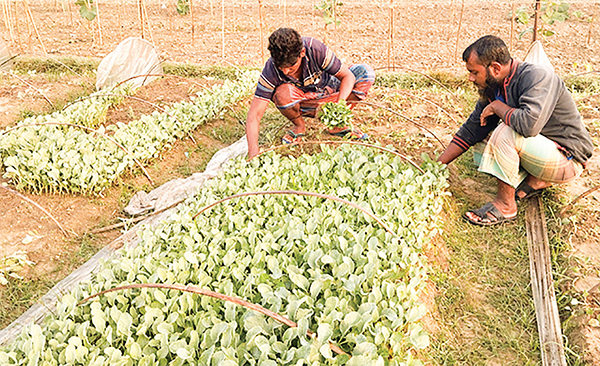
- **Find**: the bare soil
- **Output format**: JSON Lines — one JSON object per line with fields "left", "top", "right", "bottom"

{"left": 1, "top": 0, "right": 600, "bottom": 364}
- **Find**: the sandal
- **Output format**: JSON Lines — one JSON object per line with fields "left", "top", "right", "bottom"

{"left": 282, "top": 130, "right": 305, "bottom": 145}
{"left": 327, "top": 127, "right": 369, "bottom": 140}
{"left": 514, "top": 181, "right": 545, "bottom": 201}
{"left": 464, "top": 202, "right": 517, "bottom": 226}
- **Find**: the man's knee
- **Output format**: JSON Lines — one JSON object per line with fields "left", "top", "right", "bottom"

{"left": 272, "top": 84, "right": 297, "bottom": 109}
{"left": 488, "top": 123, "right": 517, "bottom": 148}
{"left": 349, "top": 64, "right": 375, "bottom": 97}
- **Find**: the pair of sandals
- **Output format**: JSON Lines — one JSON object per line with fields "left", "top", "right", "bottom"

{"left": 282, "top": 128, "right": 369, "bottom": 145}
{"left": 464, "top": 181, "right": 545, "bottom": 227}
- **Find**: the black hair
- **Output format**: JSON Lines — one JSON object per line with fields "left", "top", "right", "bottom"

{"left": 268, "top": 28, "right": 304, "bottom": 68}
{"left": 462, "top": 35, "right": 511, "bottom": 66}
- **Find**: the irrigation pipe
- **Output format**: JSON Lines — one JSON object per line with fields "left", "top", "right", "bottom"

{"left": 392, "top": 88, "right": 461, "bottom": 125}
{"left": 356, "top": 100, "right": 447, "bottom": 149}
{"left": 254, "top": 140, "right": 425, "bottom": 174}
{"left": 0, "top": 122, "right": 154, "bottom": 185}
{"left": 560, "top": 184, "right": 600, "bottom": 215}
{"left": 1, "top": 70, "right": 53, "bottom": 107}
{"left": 0, "top": 184, "right": 69, "bottom": 237}
{"left": 192, "top": 190, "right": 397, "bottom": 237}
{"left": 78, "top": 283, "right": 348, "bottom": 356}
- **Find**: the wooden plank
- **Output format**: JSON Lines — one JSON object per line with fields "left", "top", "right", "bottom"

{"left": 525, "top": 196, "right": 567, "bottom": 366}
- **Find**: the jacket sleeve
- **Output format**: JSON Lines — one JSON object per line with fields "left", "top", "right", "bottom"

{"left": 451, "top": 99, "right": 499, "bottom": 151}
{"left": 503, "top": 66, "right": 561, "bottom": 137}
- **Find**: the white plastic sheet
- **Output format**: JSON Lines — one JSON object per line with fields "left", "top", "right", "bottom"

{"left": 96, "top": 37, "right": 162, "bottom": 90}
{"left": 524, "top": 41, "right": 554, "bottom": 71}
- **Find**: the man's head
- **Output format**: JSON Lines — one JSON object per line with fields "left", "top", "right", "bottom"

{"left": 268, "top": 28, "right": 304, "bottom": 71}
{"left": 462, "top": 35, "right": 512, "bottom": 100}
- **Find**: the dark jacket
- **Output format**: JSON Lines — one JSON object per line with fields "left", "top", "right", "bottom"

{"left": 451, "top": 60, "right": 594, "bottom": 165}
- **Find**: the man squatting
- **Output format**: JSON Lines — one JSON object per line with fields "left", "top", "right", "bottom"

{"left": 245, "top": 28, "right": 375, "bottom": 159}
{"left": 438, "top": 35, "right": 593, "bottom": 226}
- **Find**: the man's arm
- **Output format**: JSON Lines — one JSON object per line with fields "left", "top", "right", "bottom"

{"left": 334, "top": 65, "right": 356, "bottom": 102}
{"left": 245, "top": 97, "right": 270, "bottom": 159}
{"left": 437, "top": 142, "right": 466, "bottom": 165}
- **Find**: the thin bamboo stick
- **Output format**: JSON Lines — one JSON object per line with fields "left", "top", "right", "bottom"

{"left": 79, "top": 283, "right": 348, "bottom": 356}
{"left": 454, "top": 0, "right": 464, "bottom": 60}
{"left": 15, "top": 0, "right": 22, "bottom": 52}
{"left": 533, "top": 0, "right": 541, "bottom": 42}
{"left": 141, "top": 0, "right": 153, "bottom": 44}
{"left": 2, "top": 0, "right": 14, "bottom": 42}
{"left": 191, "top": 0, "right": 195, "bottom": 45}
{"left": 587, "top": 4, "right": 597, "bottom": 45}
{"left": 510, "top": 0, "right": 515, "bottom": 52}
{"left": 0, "top": 185, "right": 69, "bottom": 237}
{"left": 258, "top": 0, "right": 264, "bottom": 63}
{"left": 221, "top": 0, "right": 225, "bottom": 59}
{"left": 96, "top": 0, "right": 103, "bottom": 46}
{"left": 137, "top": 0, "right": 144, "bottom": 39}
{"left": 388, "top": 0, "right": 394, "bottom": 71}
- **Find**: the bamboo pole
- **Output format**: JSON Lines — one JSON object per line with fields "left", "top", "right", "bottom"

{"left": 142, "top": 0, "right": 153, "bottom": 44}
{"left": 191, "top": 0, "right": 195, "bottom": 45}
{"left": 0, "top": 185, "right": 69, "bottom": 237}
{"left": 587, "top": 4, "right": 597, "bottom": 45}
{"left": 510, "top": 0, "right": 515, "bottom": 52}
{"left": 388, "top": 0, "right": 394, "bottom": 71}
{"left": 454, "top": 0, "right": 464, "bottom": 61}
{"left": 137, "top": 0, "right": 144, "bottom": 39}
{"left": 533, "top": 0, "right": 541, "bottom": 42}
{"left": 14, "top": 0, "right": 22, "bottom": 51}
{"left": 221, "top": 0, "right": 224, "bottom": 59}
{"left": 258, "top": 0, "right": 264, "bottom": 63}
{"left": 2, "top": 0, "right": 14, "bottom": 42}
{"left": 23, "top": 0, "right": 46, "bottom": 55}
{"left": 96, "top": 0, "right": 103, "bottom": 46}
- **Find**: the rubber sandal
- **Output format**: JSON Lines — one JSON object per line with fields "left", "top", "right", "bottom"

{"left": 464, "top": 202, "right": 517, "bottom": 226}
{"left": 282, "top": 130, "right": 305, "bottom": 145}
{"left": 514, "top": 181, "right": 545, "bottom": 201}
{"left": 328, "top": 128, "right": 369, "bottom": 140}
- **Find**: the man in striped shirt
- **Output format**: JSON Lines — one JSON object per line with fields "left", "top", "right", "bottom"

{"left": 245, "top": 28, "right": 375, "bottom": 159}
{"left": 438, "top": 35, "right": 593, "bottom": 226}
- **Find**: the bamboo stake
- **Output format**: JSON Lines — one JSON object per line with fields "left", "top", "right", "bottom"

{"left": 191, "top": 0, "right": 195, "bottom": 46}
{"left": 22, "top": 0, "right": 46, "bottom": 55}
{"left": 95, "top": 0, "right": 103, "bottom": 46}
{"left": 137, "top": 0, "right": 144, "bottom": 39}
{"left": 258, "top": 0, "right": 264, "bottom": 63}
{"left": 2, "top": 0, "right": 14, "bottom": 42}
{"left": 255, "top": 140, "right": 425, "bottom": 173}
{"left": 0, "top": 185, "right": 69, "bottom": 237}
{"left": 192, "top": 190, "right": 398, "bottom": 236}
{"left": 533, "top": 0, "right": 541, "bottom": 42}
{"left": 2, "top": 70, "right": 54, "bottom": 107}
{"left": 15, "top": 0, "right": 22, "bottom": 52}
{"left": 388, "top": 0, "right": 394, "bottom": 71}
{"left": 510, "top": 0, "right": 515, "bottom": 52}
{"left": 221, "top": 0, "right": 224, "bottom": 59}
{"left": 454, "top": 0, "right": 464, "bottom": 61}
{"left": 142, "top": 0, "right": 153, "bottom": 44}
{"left": 79, "top": 283, "right": 348, "bottom": 356}
{"left": 587, "top": 4, "right": 597, "bottom": 45}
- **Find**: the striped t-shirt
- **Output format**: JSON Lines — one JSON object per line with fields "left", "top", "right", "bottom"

{"left": 254, "top": 37, "right": 342, "bottom": 101}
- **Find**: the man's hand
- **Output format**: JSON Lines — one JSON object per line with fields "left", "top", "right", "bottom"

{"left": 480, "top": 100, "right": 511, "bottom": 126}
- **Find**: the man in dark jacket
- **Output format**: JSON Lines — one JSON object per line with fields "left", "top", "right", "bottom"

{"left": 438, "top": 35, "right": 593, "bottom": 226}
